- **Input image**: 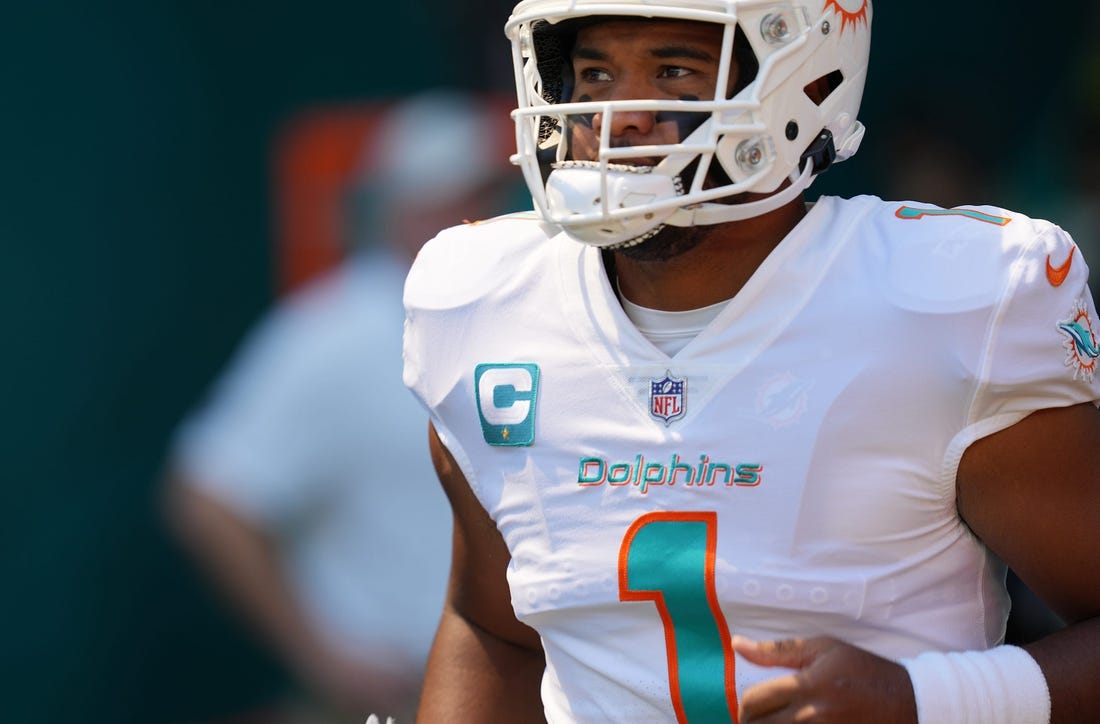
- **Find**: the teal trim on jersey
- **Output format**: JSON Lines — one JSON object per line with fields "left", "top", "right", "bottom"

{"left": 474, "top": 363, "right": 540, "bottom": 446}
{"left": 895, "top": 205, "right": 1011, "bottom": 226}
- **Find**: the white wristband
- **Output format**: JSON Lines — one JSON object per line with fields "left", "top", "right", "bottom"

{"left": 901, "top": 645, "right": 1051, "bottom": 724}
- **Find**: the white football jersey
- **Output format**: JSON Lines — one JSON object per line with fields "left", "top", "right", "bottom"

{"left": 403, "top": 195, "right": 1100, "bottom": 723}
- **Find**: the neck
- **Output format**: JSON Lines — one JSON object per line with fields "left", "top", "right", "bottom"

{"left": 612, "top": 195, "right": 808, "bottom": 311}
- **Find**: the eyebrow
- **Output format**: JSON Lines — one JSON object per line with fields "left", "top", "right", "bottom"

{"left": 651, "top": 46, "right": 716, "bottom": 61}
{"left": 572, "top": 45, "right": 716, "bottom": 62}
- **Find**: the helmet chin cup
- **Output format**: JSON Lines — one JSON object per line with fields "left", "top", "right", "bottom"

{"left": 544, "top": 163, "right": 682, "bottom": 248}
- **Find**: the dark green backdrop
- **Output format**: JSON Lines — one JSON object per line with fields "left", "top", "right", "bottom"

{"left": 1, "top": 3, "right": 1094, "bottom": 722}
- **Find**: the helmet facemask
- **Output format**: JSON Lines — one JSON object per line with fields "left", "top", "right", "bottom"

{"left": 505, "top": 0, "right": 871, "bottom": 249}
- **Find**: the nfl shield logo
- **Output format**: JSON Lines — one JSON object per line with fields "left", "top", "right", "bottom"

{"left": 650, "top": 370, "right": 686, "bottom": 425}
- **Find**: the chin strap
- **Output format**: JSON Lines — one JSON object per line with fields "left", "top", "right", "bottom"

{"left": 665, "top": 160, "right": 817, "bottom": 227}
{"left": 548, "top": 122, "right": 855, "bottom": 246}
{"left": 659, "top": 125, "right": 839, "bottom": 229}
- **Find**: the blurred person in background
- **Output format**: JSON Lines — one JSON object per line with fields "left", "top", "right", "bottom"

{"left": 162, "top": 89, "right": 518, "bottom": 723}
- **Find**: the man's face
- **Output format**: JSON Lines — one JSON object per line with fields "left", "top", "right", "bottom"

{"left": 567, "top": 19, "right": 732, "bottom": 164}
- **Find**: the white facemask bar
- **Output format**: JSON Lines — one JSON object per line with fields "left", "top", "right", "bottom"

{"left": 507, "top": 0, "right": 838, "bottom": 244}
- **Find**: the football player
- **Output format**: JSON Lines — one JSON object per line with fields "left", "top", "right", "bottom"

{"left": 403, "top": 1, "right": 1100, "bottom": 721}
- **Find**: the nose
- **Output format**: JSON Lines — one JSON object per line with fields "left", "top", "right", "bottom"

{"left": 593, "top": 107, "right": 656, "bottom": 138}
{"left": 591, "top": 80, "right": 658, "bottom": 139}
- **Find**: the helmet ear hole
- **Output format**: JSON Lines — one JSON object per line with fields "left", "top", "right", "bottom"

{"left": 804, "top": 70, "right": 844, "bottom": 106}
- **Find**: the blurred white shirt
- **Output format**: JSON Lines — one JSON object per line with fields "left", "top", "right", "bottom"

{"left": 173, "top": 248, "right": 450, "bottom": 666}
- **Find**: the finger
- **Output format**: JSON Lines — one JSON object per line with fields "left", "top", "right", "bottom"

{"left": 738, "top": 672, "right": 802, "bottom": 721}
{"left": 733, "top": 636, "right": 820, "bottom": 669}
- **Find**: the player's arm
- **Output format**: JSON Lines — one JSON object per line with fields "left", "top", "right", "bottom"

{"left": 162, "top": 474, "right": 411, "bottom": 712}
{"left": 734, "top": 403, "right": 1100, "bottom": 722}
{"left": 416, "top": 422, "right": 547, "bottom": 723}
{"left": 163, "top": 475, "right": 325, "bottom": 668}
{"left": 957, "top": 401, "right": 1100, "bottom": 723}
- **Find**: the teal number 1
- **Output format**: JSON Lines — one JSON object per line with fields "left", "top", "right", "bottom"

{"left": 619, "top": 511, "right": 738, "bottom": 723}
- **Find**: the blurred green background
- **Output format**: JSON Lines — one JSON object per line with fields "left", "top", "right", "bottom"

{"left": 1, "top": 2, "right": 1096, "bottom": 722}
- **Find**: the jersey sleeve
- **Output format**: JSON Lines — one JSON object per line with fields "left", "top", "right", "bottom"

{"left": 401, "top": 227, "right": 482, "bottom": 488}
{"left": 402, "top": 213, "right": 552, "bottom": 492}
{"left": 969, "top": 222, "right": 1100, "bottom": 431}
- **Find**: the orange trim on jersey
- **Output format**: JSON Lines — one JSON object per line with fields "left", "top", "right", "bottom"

{"left": 894, "top": 205, "right": 1012, "bottom": 226}
{"left": 462, "top": 211, "right": 539, "bottom": 226}
{"left": 619, "top": 511, "right": 738, "bottom": 724}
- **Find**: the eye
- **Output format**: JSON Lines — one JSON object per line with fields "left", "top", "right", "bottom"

{"left": 659, "top": 65, "right": 695, "bottom": 79}
{"left": 576, "top": 66, "right": 613, "bottom": 84}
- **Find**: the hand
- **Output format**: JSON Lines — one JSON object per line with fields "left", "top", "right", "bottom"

{"left": 733, "top": 636, "right": 918, "bottom": 723}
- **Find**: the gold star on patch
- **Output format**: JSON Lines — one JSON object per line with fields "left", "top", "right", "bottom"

{"left": 501, "top": 428, "right": 510, "bottom": 441}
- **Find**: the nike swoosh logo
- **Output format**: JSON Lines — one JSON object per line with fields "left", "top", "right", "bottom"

{"left": 1046, "top": 248, "right": 1075, "bottom": 287}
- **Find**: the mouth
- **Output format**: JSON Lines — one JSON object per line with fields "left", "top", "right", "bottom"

{"left": 609, "top": 156, "right": 659, "bottom": 168}
{"left": 561, "top": 155, "right": 659, "bottom": 169}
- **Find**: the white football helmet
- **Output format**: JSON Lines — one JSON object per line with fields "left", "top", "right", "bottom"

{"left": 505, "top": 0, "right": 872, "bottom": 248}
